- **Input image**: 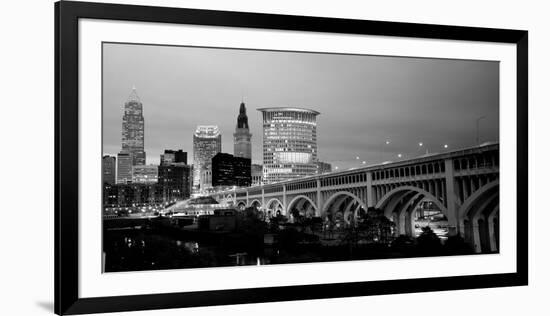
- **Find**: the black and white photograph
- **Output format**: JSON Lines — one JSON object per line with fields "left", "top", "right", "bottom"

{"left": 102, "top": 42, "right": 500, "bottom": 272}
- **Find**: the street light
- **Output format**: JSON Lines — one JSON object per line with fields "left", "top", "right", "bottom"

{"left": 397, "top": 153, "right": 402, "bottom": 158}
{"left": 443, "top": 144, "right": 449, "bottom": 149}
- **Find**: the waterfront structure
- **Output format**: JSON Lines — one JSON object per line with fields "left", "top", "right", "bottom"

{"left": 132, "top": 164, "right": 158, "bottom": 183}
{"left": 251, "top": 164, "right": 263, "bottom": 186}
{"left": 316, "top": 161, "right": 332, "bottom": 174}
{"left": 102, "top": 155, "right": 116, "bottom": 185}
{"left": 257, "top": 107, "right": 320, "bottom": 183}
{"left": 211, "top": 143, "right": 500, "bottom": 254}
{"left": 163, "top": 195, "right": 230, "bottom": 216}
{"left": 116, "top": 151, "right": 133, "bottom": 184}
{"left": 160, "top": 149, "right": 187, "bottom": 165}
{"left": 121, "top": 87, "right": 146, "bottom": 165}
{"left": 102, "top": 182, "right": 160, "bottom": 209}
{"left": 158, "top": 162, "right": 192, "bottom": 203}
{"left": 192, "top": 125, "right": 221, "bottom": 192}
{"left": 211, "top": 153, "right": 252, "bottom": 188}
{"left": 233, "top": 102, "right": 252, "bottom": 159}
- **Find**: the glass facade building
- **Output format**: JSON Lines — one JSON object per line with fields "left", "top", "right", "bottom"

{"left": 257, "top": 107, "right": 320, "bottom": 183}
{"left": 192, "top": 126, "right": 221, "bottom": 192}
{"left": 211, "top": 153, "right": 251, "bottom": 188}
{"left": 116, "top": 151, "right": 133, "bottom": 184}
{"left": 121, "top": 88, "right": 146, "bottom": 166}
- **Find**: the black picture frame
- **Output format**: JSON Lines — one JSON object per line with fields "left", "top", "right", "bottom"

{"left": 55, "top": 1, "right": 528, "bottom": 315}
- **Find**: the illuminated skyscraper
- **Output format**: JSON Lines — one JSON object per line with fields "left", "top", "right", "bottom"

{"left": 121, "top": 87, "right": 146, "bottom": 165}
{"left": 233, "top": 102, "right": 252, "bottom": 159}
{"left": 192, "top": 125, "right": 221, "bottom": 192}
{"left": 257, "top": 107, "right": 320, "bottom": 183}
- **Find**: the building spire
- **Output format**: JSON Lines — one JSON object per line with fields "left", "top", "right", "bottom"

{"left": 237, "top": 101, "right": 249, "bottom": 129}
{"left": 127, "top": 86, "right": 141, "bottom": 103}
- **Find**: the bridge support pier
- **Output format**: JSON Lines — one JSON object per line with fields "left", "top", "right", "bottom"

{"left": 444, "top": 159, "right": 460, "bottom": 236}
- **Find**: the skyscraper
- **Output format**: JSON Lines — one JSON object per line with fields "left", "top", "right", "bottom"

{"left": 158, "top": 163, "right": 192, "bottom": 203}
{"left": 192, "top": 126, "right": 221, "bottom": 192}
{"left": 257, "top": 107, "right": 320, "bottom": 183}
{"left": 102, "top": 155, "right": 116, "bottom": 185}
{"left": 121, "top": 87, "right": 146, "bottom": 166}
{"left": 233, "top": 102, "right": 252, "bottom": 159}
{"left": 116, "top": 151, "right": 133, "bottom": 184}
{"left": 211, "top": 152, "right": 251, "bottom": 188}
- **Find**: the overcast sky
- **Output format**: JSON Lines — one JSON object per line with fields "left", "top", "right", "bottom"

{"left": 102, "top": 42, "right": 499, "bottom": 169}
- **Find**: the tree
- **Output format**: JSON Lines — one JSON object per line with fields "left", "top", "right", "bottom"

{"left": 444, "top": 235, "right": 473, "bottom": 255}
{"left": 416, "top": 226, "right": 442, "bottom": 254}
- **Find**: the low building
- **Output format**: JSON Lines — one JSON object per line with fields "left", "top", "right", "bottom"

{"left": 251, "top": 164, "right": 263, "bottom": 186}
{"left": 132, "top": 164, "right": 158, "bottom": 183}
{"left": 102, "top": 155, "right": 116, "bottom": 185}
{"left": 197, "top": 209, "right": 238, "bottom": 231}
{"left": 160, "top": 149, "right": 187, "bottom": 165}
{"left": 316, "top": 161, "right": 332, "bottom": 174}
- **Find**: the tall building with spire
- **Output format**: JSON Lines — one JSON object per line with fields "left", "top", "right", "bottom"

{"left": 192, "top": 125, "right": 221, "bottom": 192}
{"left": 233, "top": 102, "right": 252, "bottom": 160}
{"left": 121, "top": 87, "right": 146, "bottom": 166}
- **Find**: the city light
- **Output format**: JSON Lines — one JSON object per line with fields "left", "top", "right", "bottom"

{"left": 397, "top": 154, "right": 402, "bottom": 158}
{"left": 444, "top": 144, "right": 449, "bottom": 149}
{"left": 418, "top": 142, "right": 423, "bottom": 147}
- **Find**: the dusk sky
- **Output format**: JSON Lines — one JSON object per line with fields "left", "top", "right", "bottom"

{"left": 102, "top": 42, "right": 499, "bottom": 170}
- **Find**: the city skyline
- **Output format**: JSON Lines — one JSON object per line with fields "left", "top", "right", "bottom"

{"left": 102, "top": 43, "right": 499, "bottom": 170}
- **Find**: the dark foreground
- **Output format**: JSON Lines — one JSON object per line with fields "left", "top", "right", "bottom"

{"left": 103, "top": 222, "right": 477, "bottom": 272}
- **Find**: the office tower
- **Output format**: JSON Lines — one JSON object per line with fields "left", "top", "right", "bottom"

{"left": 211, "top": 152, "right": 251, "bottom": 188}
{"left": 116, "top": 151, "right": 133, "bottom": 184}
{"left": 192, "top": 125, "right": 221, "bottom": 192}
{"left": 121, "top": 87, "right": 146, "bottom": 165}
{"left": 102, "top": 155, "right": 116, "bottom": 185}
{"left": 233, "top": 102, "right": 252, "bottom": 159}
{"left": 158, "top": 162, "right": 192, "bottom": 203}
{"left": 257, "top": 107, "right": 320, "bottom": 183}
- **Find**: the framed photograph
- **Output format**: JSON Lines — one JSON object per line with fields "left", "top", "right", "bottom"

{"left": 55, "top": 1, "right": 528, "bottom": 315}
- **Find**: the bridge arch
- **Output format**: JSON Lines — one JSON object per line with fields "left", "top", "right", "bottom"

{"left": 265, "top": 198, "right": 284, "bottom": 216}
{"left": 375, "top": 185, "right": 447, "bottom": 219}
{"left": 248, "top": 199, "right": 262, "bottom": 209}
{"left": 458, "top": 180, "right": 499, "bottom": 253}
{"left": 236, "top": 201, "right": 247, "bottom": 210}
{"left": 286, "top": 195, "right": 319, "bottom": 217}
{"left": 322, "top": 191, "right": 367, "bottom": 225}
{"left": 458, "top": 180, "right": 499, "bottom": 220}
